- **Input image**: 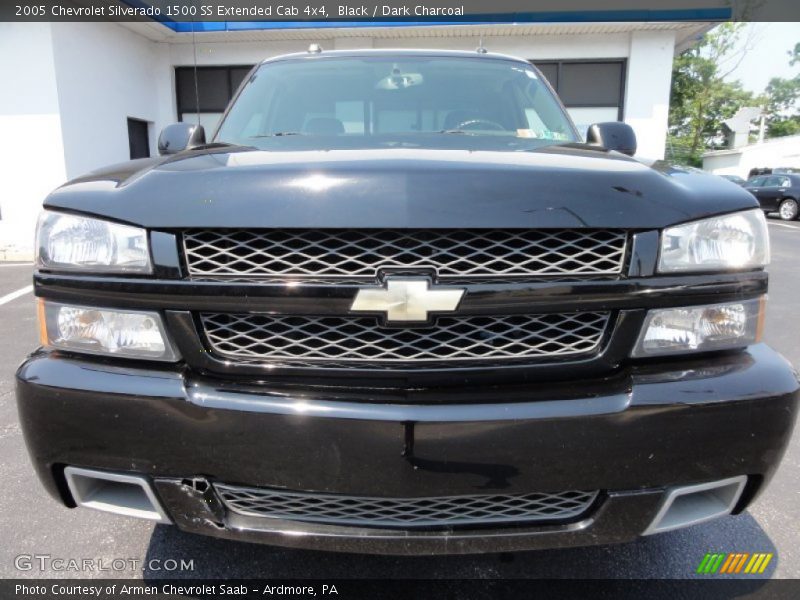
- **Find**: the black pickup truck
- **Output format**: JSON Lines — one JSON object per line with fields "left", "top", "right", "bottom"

{"left": 17, "top": 49, "right": 798, "bottom": 555}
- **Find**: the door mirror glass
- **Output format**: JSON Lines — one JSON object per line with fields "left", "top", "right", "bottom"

{"left": 586, "top": 122, "right": 637, "bottom": 156}
{"left": 157, "top": 122, "right": 206, "bottom": 155}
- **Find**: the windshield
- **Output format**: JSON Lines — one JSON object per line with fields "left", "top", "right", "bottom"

{"left": 215, "top": 56, "right": 578, "bottom": 147}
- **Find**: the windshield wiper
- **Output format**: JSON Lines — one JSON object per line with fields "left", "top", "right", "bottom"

{"left": 438, "top": 129, "right": 470, "bottom": 135}
{"left": 194, "top": 141, "right": 247, "bottom": 149}
{"left": 248, "top": 132, "right": 305, "bottom": 138}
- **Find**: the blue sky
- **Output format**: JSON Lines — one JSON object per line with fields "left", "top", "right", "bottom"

{"left": 723, "top": 22, "right": 799, "bottom": 93}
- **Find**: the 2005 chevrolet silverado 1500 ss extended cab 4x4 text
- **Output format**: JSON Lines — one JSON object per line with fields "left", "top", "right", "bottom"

{"left": 16, "top": 49, "right": 799, "bottom": 555}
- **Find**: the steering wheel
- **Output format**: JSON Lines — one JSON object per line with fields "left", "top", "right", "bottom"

{"left": 453, "top": 118, "right": 506, "bottom": 132}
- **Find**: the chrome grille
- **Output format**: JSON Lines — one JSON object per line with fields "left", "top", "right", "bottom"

{"left": 215, "top": 484, "right": 599, "bottom": 528}
{"left": 199, "top": 312, "right": 611, "bottom": 365}
{"left": 182, "top": 229, "right": 628, "bottom": 278}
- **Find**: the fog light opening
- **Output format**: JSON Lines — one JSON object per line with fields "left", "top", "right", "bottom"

{"left": 643, "top": 476, "right": 747, "bottom": 536}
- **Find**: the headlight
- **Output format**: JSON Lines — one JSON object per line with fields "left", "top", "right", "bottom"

{"left": 38, "top": 300, "right": 179, "bottom": 361}
{"left": 658, "top": 209, "right": 769, "bottom": 273}
{"left": 36, "top": 211, "right": 151, "bottom": 273}
{"left": 631, "top": 298, "right": 765, "bottom": 357}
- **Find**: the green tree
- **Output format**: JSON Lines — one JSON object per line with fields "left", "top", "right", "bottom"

{"left": 789, "top": 42, "right": 800, "bottom": 66}
{"left": 764, "top": 75, "right": 800, "bottom": 137}
{"left": 667, "top": 23, "right": 758, "bottom": 166}
{"left": 762, "top": 43, "right": 800, "bottom": 137}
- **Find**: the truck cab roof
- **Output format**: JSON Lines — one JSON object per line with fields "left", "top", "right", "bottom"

{"left": 260, "top": 48, "right": 532, "bottom": 66}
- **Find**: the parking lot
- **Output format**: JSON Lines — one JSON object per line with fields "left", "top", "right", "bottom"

{"left": 0, "top": 218, "right": 798, "bottom": 580}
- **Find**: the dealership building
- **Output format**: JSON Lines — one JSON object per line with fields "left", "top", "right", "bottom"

{"left": 0, "top": 18, "right": 713, "bottom": 259}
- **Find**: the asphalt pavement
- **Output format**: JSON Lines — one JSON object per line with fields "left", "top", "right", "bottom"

{"left": 0, "top": 218, "right": 798, "bottom": 580}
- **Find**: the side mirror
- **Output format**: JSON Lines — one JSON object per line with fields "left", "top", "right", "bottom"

{"left": 157, "top": 122, "right": 206, "bottom": 155}
{"left": 586, "top": 122, "right": 637, "bottom": 156}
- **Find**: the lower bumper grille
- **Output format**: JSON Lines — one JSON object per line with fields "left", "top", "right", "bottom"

{"left": 214, "top": 485, "right": 600, "bottom": 528}
{"left": 199, "top": 311, "right": 611, "bottom": 367}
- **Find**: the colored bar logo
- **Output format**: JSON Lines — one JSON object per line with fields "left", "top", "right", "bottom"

{"left": 696, "top": 553, "right": 773, "bottom": 575}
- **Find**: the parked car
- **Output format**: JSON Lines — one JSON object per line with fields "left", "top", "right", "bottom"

{"left": 720, "top": 174, "right": 746, "bottom": 186}
{"left": 18, "top": 49, "right": 798, "bottom": 555}
{"left": 745, "top": 173, "right": 800, "bottom": 220}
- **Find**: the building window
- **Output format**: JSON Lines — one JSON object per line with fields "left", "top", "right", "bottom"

{"left": 127, "top": 118, "right": 151, "bottom": 160}
{"left": 532, "top": 60, "right": 626, "bottom": 138}
{"left": 175, "top": 66, "right": 253, "bottom": 134}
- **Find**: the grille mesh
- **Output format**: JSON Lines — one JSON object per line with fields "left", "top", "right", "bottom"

{"left": 182, "top": 229, "right": 628, "bottom": 278}
{"left": 200, "top": 312, "right": 611, "bottom": 365}
{"left": 215, "top": 484, "right": 599, "bottom": 528}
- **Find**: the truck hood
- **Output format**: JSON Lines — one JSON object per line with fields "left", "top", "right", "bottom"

{"left": 44, "top": 144, "right": 758, "bottom": 230}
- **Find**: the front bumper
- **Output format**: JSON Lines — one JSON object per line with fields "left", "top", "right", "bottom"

{"left": 16, "top": 344, "right": 799, "bottom": 555}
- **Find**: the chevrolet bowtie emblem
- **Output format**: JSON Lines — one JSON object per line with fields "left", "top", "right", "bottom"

{"left": 350, "top": 279, "right": 465, "bottom": 323}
